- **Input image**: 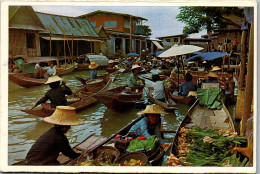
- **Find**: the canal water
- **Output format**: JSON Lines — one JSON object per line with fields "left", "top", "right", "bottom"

{"left": 8, "top": 69, "right": 207, "bottom": 165}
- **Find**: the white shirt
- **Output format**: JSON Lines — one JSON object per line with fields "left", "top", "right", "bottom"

{"left": 35, "top": 63, "right": 40, "bottom": 70}
{"left": 146, "top": 81, "right": 165, "bottom": 100}
{"left": 43, "top": 66, "right": 56, "bottom": 75}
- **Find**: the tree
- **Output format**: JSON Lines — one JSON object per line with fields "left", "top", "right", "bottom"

{"left": 137, "top": 25, "right": 152, "bottom": 36}
{"left": 176, "top": 7, "right": 244, "bottom": 35}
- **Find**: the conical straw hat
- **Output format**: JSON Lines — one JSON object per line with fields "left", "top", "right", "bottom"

{"left": 88, "top": 62, "right": 99, "bottom": 69}
{"left": 207, "top": 71, "right": 219, "bottom": 78}
{"left": 202, "top": 61, "right": 207, "bottom": 64}
{"left": 131, "top": 64, "right": 141, "bottom": 70}
{"left": 211, "top": 66, "right": 221, "bottom": 71}
{"left": 139, "top": 105, "right": 169, "bottom": 114}
{"left": 44, "top": 106, "right": 84, "bottom": 126}
{"left": 188, "top": 91, "right": 197, "bottom": 97}
{"left": 108, "top": 60, "right": 114, "bottom": 64}
{"left": 45, "top": 75, "right": 63, "bottom": 84}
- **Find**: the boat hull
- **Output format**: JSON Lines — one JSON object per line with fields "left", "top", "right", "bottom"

{"left": 9, "top": 73, "right": 47, "bottom": 88}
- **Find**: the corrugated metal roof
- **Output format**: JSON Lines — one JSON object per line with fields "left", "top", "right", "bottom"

{"left": 79, "top": 10, "right": 147, "bottom": 21}
{"left": 36, "top": 12, "right": 99, "bottom": 37}
{"left": 9, "top": 6, "right": 46, "bottom": 30}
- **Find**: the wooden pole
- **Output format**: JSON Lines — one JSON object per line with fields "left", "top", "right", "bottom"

{"left": 49, "top": 32, "right": 52, "bottom": 57}
{"left": 64, "top": 35, "right": 67, "bottom": 67}
{"left": 238, "top": 30, "right": 248, "bottom": 89}
{"left": 72, "top": 36, "right": 74, "bottom": 64}
{"left": 240, "top": 22, "right": 254, "bottom": 135}
{"left": 76, "top": 40, "right": 78, "bottom": 57}
{"left": 177, "top": 56, "right": 180, "bottom": 92}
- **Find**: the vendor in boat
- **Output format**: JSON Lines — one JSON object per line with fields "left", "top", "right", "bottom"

{"left": 108, "top": 60, "right": 114, "bottom": 68}
{"left": 127, "top": 105, "right": 168, "bottom": 144}
{"left": 180, "top": 73, "right": 197, "bottom": 96}
{"left": 25, "top": 106, "right": 84, "bottom": 165}
{"left": 89, "top": 62, "right": 99, "bottom": 80}
{"left": 32, "top": 75, "right": 73, "bottom": 109}
{"left": 42, "top": 62, "right": 56, "bottom": 78}
{"left": 146, "top": 74, "right": 165, "bottom": 101}
{"left": 205, "top": 71, "right": 219, "bottom": 84}
{"left": 128, "top": 64, "right": 144, "bottom": 87}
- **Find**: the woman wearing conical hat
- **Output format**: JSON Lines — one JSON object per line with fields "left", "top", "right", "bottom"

{"left": 32, "top": 75, "right": 72, "bottom": 109}
{"left": 89, "top": 62, "right": 99, "bottom": 80}
{"left": 127, "top": 105, "right": 168, "bottom": 144}
{"left": 128, "top": 64, "right": 144, "bottom": 87}
{"left": 25, "top": 106, "right": 84, "bottom": 165}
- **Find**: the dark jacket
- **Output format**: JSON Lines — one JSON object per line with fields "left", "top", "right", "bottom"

{"left": 25, "top": 127, "right": 80, "bottom": 165}
{"left": 36, "top": 85, "right": 72, "bottom": 108}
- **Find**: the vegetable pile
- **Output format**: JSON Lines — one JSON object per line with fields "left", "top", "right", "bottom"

{"left": 121, "top": 159, "right": 145, "bottom": 166}
{"left": 126, "top": 136, "right": 159, "bottom": 153}
{"left": 167, "top": 126, "right": 248, "bottom": 166}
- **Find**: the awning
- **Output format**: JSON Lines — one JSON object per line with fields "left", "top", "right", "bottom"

{"left": 26, "top": 57, "right": 58, "bottom": 63}
{"left": 152, "top": 40, "right": 164, "bottom": 50}
{"left": 185, "top": 52, "right": 229, "bottom": 62}
{"left": 41, "top": 37, "right": 102, "bottom": 42}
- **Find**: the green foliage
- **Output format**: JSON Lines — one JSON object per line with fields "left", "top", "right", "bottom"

{"left": 176, "top": 7, "right": 244, "bottom": 35}
{"left": 126, "top": 136, "right": 159, "bottom": 152}
{"left": 137, "top": 25, "right": 152, "bottom": 36}
{"left": 183, "top": 127, "right": 247, "bottom": 166}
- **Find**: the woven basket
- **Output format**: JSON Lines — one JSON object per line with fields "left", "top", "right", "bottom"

{"left": 235, "top": 89, "right": 245, "bottom": 120}
{"left": 86, "top": 78, "right": 104, "bottom": 92}
{"left": 118, "top": 152, "right": 149, "bottom": 166}
{"left": 93, "top": 146, "right": 120, "bottom": 164}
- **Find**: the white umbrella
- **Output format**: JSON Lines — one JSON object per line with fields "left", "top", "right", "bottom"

{"left": 158, "top": 44, "right": 204, "bottom": 58}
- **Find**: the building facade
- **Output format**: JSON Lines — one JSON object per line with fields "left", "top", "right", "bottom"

{"left": 79, "top": 10, "right": 151, "bottom": 58}
{"left": 156, "top": 34, "right": 186, "bottom": 45}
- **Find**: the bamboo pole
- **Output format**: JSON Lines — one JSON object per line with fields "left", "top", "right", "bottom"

{"left": 72, "top": 36, "right": 74, "bottom": 64}
{"left": 49, "top": 32, "right": 52, "bottom": 57}
{"left": 177, "top": 56, "right": 180, "bottom": 92}
{"left": 64, "top": 35, "right": 67, "bottom": 67}
{"left": 240, "top": 22, "right": 254, "bottom": 135}
{"left": 238, "top": 30, "right": 248, "bottom": 89}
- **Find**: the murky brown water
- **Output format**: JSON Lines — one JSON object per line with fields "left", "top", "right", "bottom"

{"left": 8, "top": 69, "right": 191, "bottom": 164}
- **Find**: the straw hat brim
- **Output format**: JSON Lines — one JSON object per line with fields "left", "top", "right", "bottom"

{"left": 43, "top": 106, "right": 84, "bottom": 126}
{"left": 207, "top": 72, "right": 219, "bottom": 78}
{"left": 211, "top": 66, "right": 222, "bottom": 71}
{"left": 139, "top": 105, "right": 169, "bottom": 114}
{"left": 89, "top": 64, "right": 99, "bottom": 69}
{"left": 131, "top": 65, "right": 141, "bottom": 70}
{"left": 45, "top": 75, "right": 63, "bottom": 84}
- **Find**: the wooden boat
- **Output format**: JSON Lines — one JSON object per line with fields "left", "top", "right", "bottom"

{"left": 147, "top": 93, "right": 177, "bottom": 112}
{"left": 75, "top": 74, "right": 110, "bottom": 85}
{"left": 21, "top": 77, "right": 114, "bottom": 117}
{"left": 94, "top": 85, "right": 145, "bottom": 109}
{"left": 106, "top": 68, "right": 131, "bottom": 73}
{"left": 56, "top": 65, "right": 76, "bottom": 76}
{"left": 171, "top": 99, "right": 235, "bottom": 158}
{"left": 9, "top": 73, "right": 47, "bottom": 88}
{"left": 169, "top": 92, "right": 196, "bottom": 105}
{"left": 13, "top": 115, "right": 164, "bottom": 166}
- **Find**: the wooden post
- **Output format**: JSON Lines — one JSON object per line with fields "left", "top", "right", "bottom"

{"left": 64, "top": 35, "right": 67, "bottom": 67}
{"left": 177, "top": 56, "right": 180, "bottom": 92}
{"left": 239, "top": 30, "right": 248, "bottom": 89}
{"left": 72, "top": 37, "right": 74, "bottom": 63}
{"left": 240, "top": 22, "right": 254, "bottom": 135}
{"left": 49, "top": 32, "right": 52, "bottom": 57}
{"left": 76, "top": 40, "right": 78, "bottom": 57}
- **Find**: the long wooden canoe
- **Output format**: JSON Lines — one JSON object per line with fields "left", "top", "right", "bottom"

{"left": 21, "top": 77, "right": 114, "bottom": 117}
{"left": 147, "top": 93, "right": 177, "bottom": 112}
{"left": 169, "top": 92, "right": 196, "bottom": 105}
{"left": 9, "top": 65, "right": 76, "bottom": 88}
{"left": 106, "top": 68, "right": 131, "bottom": 73}
{"left": 9, "top": 73, "right": 47, "bottom": 88}
{"left": 171, "top": 99, "right": 235, "bottom": 158}
{"left": 94, "top": 85, "right": 145, "bottom": 109}
{"left": 56, "top": 65, "right": 76, "bottom": 76}
{"left": 75, "top": 74, "right": 110, "bottom": 85}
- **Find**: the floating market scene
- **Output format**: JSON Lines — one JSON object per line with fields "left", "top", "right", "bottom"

{"left": 2, "top": 3, "right": 256, "bottom": 173}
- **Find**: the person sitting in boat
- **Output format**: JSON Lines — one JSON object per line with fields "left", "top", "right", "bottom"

{"left": 42, "top": 62, "right": 56, "bottom": 78}
{"left": 126, "top": 57, "right": 134, "bottom": 68}
{"left": 146, "top": 74, "right": 165, "bottom": 101}
{"left": 89, "top": 62, "right": 99, "bottom": 80}
{"left": 32, "top": 75, "right": 73, "bottom": 109}
{"left": 128, "top": 64, "right": 144, "bottom": 87}
{"left": 179, "top": 73, "right": 197, "bottom": 96}
{"left": 34, "top": 62, "right": 45, "bottom": 78}
{"left": 127, "top": 105, "right": 168, "bottom": 144}
{"left": 108, "top": 60, "right": 114, "bottom": 68}
{"left": 25, "top": 106, "right": 84, "bottom": 165}
{"left": 205, "top": 71, "right": 219, "bottom": 84}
